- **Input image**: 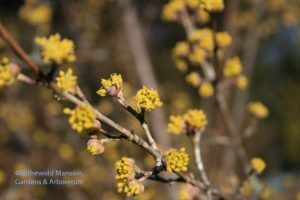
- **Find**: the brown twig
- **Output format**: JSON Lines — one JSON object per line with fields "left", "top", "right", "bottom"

{"left": 0, "top": 23, "right": 41, "bottom": 75}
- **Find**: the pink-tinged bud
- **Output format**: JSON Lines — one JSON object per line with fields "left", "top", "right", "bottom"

{"left": 9, "top": 63, "right": 21, "bottom": 77}
{"left": 87, "top": 137, "right": 105, "bottom": 155}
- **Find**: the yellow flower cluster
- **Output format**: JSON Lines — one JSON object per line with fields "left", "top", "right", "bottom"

{"left": 183, "top": 109, "right": 207, "bottom": 128}
{"left": 223, "top": 57, "right": 243, "bottom": 77}
{"left": 115, "top": 157, "right": 144, "bottom": 197}
{"left": 165, "top": 148, "right": 189, "bottom": 172}
{"left": 0, "top": 57, "right": 15, "bottom": 88}
{"left": 35, "top": 33, "right": 76, "bottom": 64}
{"left": 97, "top": 73, "right": 123, "bottom": 96}
{"left": 185, "top": 72, "right": 201, "bottom": 87}
{"left": 63, "top": 104, "right": 96, "bottom": 133}
{"left": 117, "top": 179, "right": 145, "bottom": 197}
{"left": 134, "top": 86, "right": 163, "bottom": 112}
{"left": 198, "top": 82, "right": 214, "bottom": 98}
{"left": 236, "top": 75, "right": 248, "bottom": 90}
{"left": 162, "top": 0, "right": 217, "bottom": 22}
{"left": 115, "top": 157, "right": 135, "bottom": 180}
{"left": 203, "top": 0, "right": 224, "bottom": 12}
{"left": 251, "top": 157, "right": 266, "bottom": 174}
{"left": 167, "top": 115, "right": 185, "bottom": 135}
{"left": 247, "top": 101, "right": 269, "bottom": 119}
{"left": 216, "top": 32, "right": 232, "bottom": 48}
{"left": 56, "top": 68, "right": 77, "bottom": 93}
{"left": 167, "top": 109, "right": 207, "bottom": 134}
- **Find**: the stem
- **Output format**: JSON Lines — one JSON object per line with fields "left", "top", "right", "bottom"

{"left": 0, "top": 23, "right": 41, "bottom": 75}
{"left": 193, "top": 129, "right": 210, "bottom": 186}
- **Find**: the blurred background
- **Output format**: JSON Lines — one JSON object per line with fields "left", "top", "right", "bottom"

{"left": 0, "top": 0, "right": 300, "bottom": 199}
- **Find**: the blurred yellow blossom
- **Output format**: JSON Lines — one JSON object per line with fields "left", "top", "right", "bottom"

{"left": 173, "top": 41, "right": 190, "bottom": 57}
{"left": 251, "top": 157, "right": 266, "bottom": 174}
{"left": 240, "top": 180, "right": 253, "bottom": 197}
{"left": 134, "top": 86, "right": 163, "bottom": 112}
{"left": 223, "top": 57, "right": 243, "bottom": 77}
{"left": 189, "top": 29, "right": 214, "bottom": 51}
{"left": 174, "top": 59, "right": 188, "bottom": 73}
{"left": 260, "top": 185, "right": 272, "bottom": 199}
{"left": 183, "top": 109, "right": 207, "bottom": 128}
{"left": 0, "top": 57, "right": 15, "bottom": 88}
{"left": 35, "top": 33, "right": 76, "bottom": 64}
{"left": 20, "top": 3, "right": 52, "bottom": 27}
{"left": 162, "top": 0, "right": 185, "bottom": 21}
{"left": 185, "top": 72, "right": 201, "bottom": 87}
{"left": 56, "top": 68, "right": 77, "bottom": 93}
{"left": 167, "top": 115, "right": 184, "bottom": 135}
{"left": 247, "top": 101, "right": 269, "bottom": 119}
{"left": 236, "top": 75, "right": 248, "bottom": 90}
{"left": 203, "top": 0, "right": 224, "bottom": 12}
{"left": 97, "top": 73, "right": 123, "bottom": 96}
{"left": 58, "top": 143, "right": 74, "bottom": 161}
{"left": 197, "top": 9, "right": 210, "bottom": 23}
{"left": 216, "top": 32, "right": 232, "bottom": 47}
{"left": 189, "top": 48, "right": 206, "bottom": 64}
{"left": 0, "top": 169, "right": 6, "bottom": 185}
{"left": 198, "top": 82, "right": 214, "bottom": 98}
{"left": 165, "top": 148, "right": 189, "bottom": 172}
{"left": 63, "top": 104, "right": 96, "bottom": 133}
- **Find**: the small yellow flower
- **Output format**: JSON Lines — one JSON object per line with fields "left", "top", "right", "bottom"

{"left": 35, "top": 33, "right": 76, "bottom": 64}
{"left": 216, "top": 32, "right": 232, "bottom": 47}
{"left": 223, "top": 57, "right": 243, "bottom": 77}
{"left": 134, "top": 86, "right": 163, "bottom": 112}
{"left": 167, "top": 115, "right": 185, "bottom": 135}
{"left": 115, "top": 157, "right": 136, "bottom": 180}
{"left": 162, "top": 0, "right": 185, "bottom": 21}
{"left": 247, "top": 101, "right": 269, "bottom": 119}
{"left": 56, "top": 68, "right": 77, "bottom": 93}
{"left": 63, "top": 104, "right": 96, "bottom": 133}
{"left": 97, "top": 73, "right": 123, "bottom": 96}
{"left": 251, "top": 157, "right": 266, "bottom": 174}
{"left": 198, "top": 82, "right": 214, "bottom": 98}
{"left": 197, "top": 9, "right": 210, "bottom": 23}
{"left": 173, "top": 41, "right": 190, "bottom": 57}
{"left": 189, "top": 48, "right": 206, "bottom": 64}
{"left": 236, "top": 75, "right": 248, "bottom": 90}
{"left": 185, "top": 72, "right": 201, "bottom": 87}
{"left": 165, "top": 148, "right": 189, "bottom": 172}
{"left": 0, "top": 57, "right": 15, "bottom": 88}
{"left": 174, "top": 59, "right": 188, "bottom": 73}
{"left": 203, "top": 0, "right": 224, "bottom": 12}
{"left": 183, "top": 109, "right": 207, "bottom": 128}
